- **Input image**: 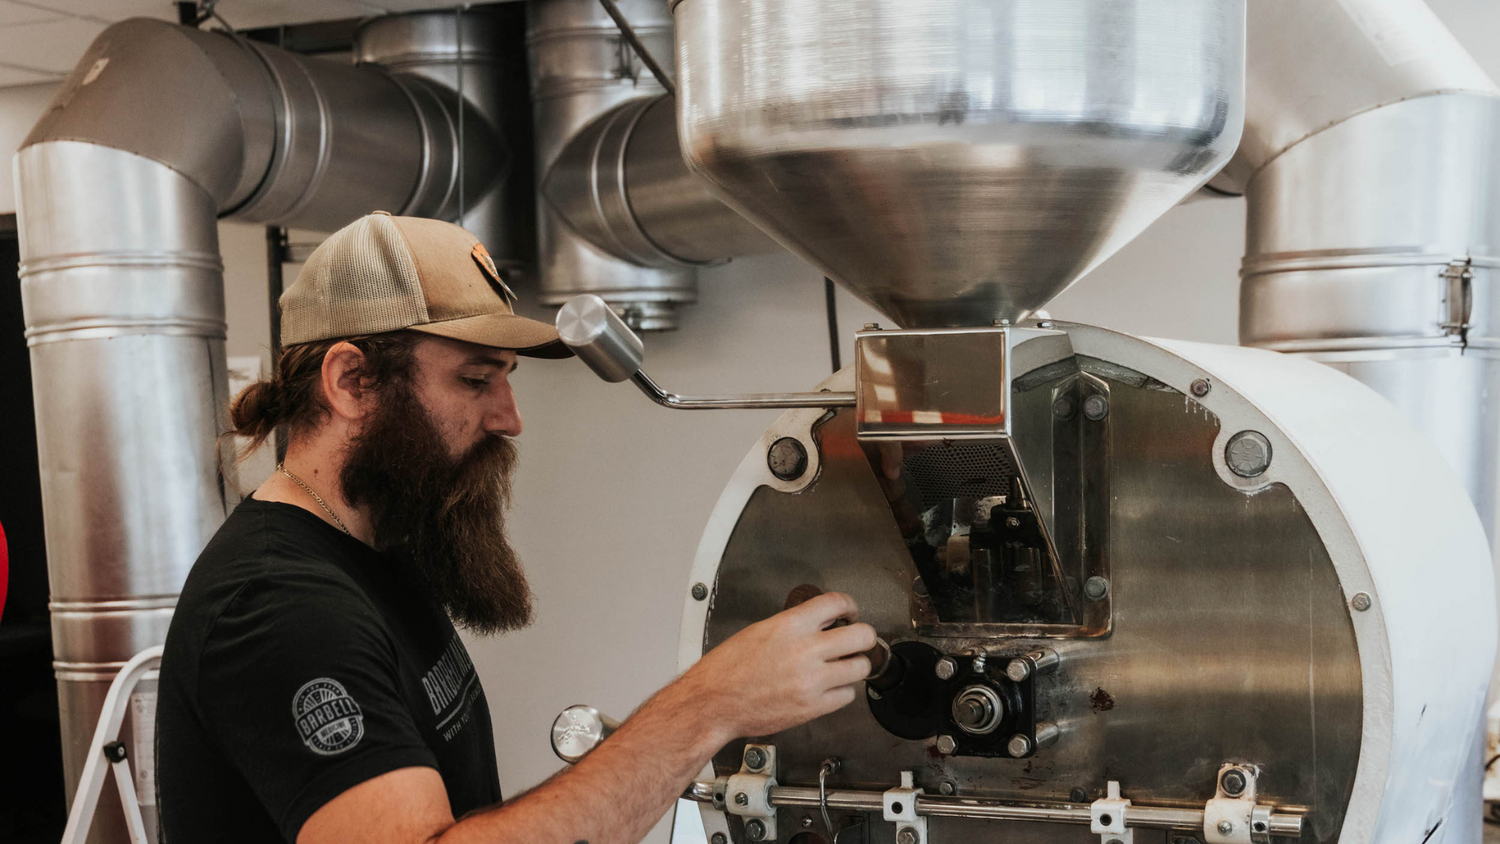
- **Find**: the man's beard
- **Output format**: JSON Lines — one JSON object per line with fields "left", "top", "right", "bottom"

{"left": 339, "top": 379, "right": 533, "bottom": 635}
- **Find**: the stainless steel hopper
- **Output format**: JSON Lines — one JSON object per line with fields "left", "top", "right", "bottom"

{"left": 671, "top": 0, "right": 1246, "bottom": 327}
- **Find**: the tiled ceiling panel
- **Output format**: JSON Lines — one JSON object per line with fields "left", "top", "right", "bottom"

{"left": 0, "top": 2, "right": 66, "bottom": 25}
{"left": 0, "top": 17, "right": 105, "bottom": 74}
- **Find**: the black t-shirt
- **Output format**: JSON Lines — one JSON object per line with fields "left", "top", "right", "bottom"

{"left": 157, "top": 496, "right": 501, "bottom": 842}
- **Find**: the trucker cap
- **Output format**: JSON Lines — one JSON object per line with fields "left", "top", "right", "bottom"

{"left": 279, "top": 211, "right": 570, "bottom": 358}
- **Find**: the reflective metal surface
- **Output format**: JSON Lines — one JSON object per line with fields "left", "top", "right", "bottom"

{"left": 700, "top": 344, "right": 1360, "bottom": 842}
{"left": 673, "top": 0, "right": 1246, "bottom": 327}
{"left": 356, "top": 6, "right": 536, "bottom": 273}
{"left": 556, "top": 293, "right": 646, "bottom": 382}
{"left": 528, "top": 0, "right": 694, "bottom": 331}
{"left": 542, "top": 94, "right": 777, "bottom": 266}
{"left": 16, "top": 142, "right": 233, "bottom": 844}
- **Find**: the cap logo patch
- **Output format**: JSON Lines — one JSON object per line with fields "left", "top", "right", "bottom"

{"left": 472, "top": 243, "right": 517, "bottom": 304}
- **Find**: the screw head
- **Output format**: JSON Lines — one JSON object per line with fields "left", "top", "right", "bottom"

{"left": 1220, "top": 768, "right": 1247, "bottom": 796}
{"left": 935, "top": 656, "right": 958, "bottom": 680}
{"left": 802, "top": 816, "right": 814, "bottom": 828}
{"left": 1225, "top": 430, "right": 1272, "bottom": 478}
{"left": 896, "top": 828, "right": 921, "bottom": 844}
{"left": 744, "top": 747, "right": 767, "bottom": 771}
{"left": 1082, "top": 394, "right": 1110, "bottom": 421}
{"left": 1004, "top": 516, "right": 1021, "bottom": 529}
{"left": 1191, "top": 378, "right": 1212, "bottom": 398}
{"left": 691, "top": 582, "right": 708, "bottom": 601}
{"left": 1083, "top": 576, "right": 1110, "bottom": 601}
{"left": 1351, "top": 591, "right": 1372, "bottom": 612}
{"left": 712, "top": 834, "right": 728, "bottom": 844}
{"left": 768, "top": 436, "right": 809, "bottom": 481}
{"left": 939, "top": 780, "right": 956, "bottom": 795}
{"left": 1005, "top": 658, "right": 1032, "bottom": 682}
{"left": 1006, "top": 733, "right": 1033, "bottom": 757}
{"left": 1217, "top": 820, "right": 1234, "bottom": 836}
{"left": 1053, "top": 395, "right": 1077, "bottom": 420}
{"left": 1070, "top": 787, "right": 1088, "bottom": 803}
{"left": 734, "top": 791, "right": 750, "bottom": 807}
{"left": 863, "top": 323, "right": 881, "bottom": 331}
{"left": 935, "top": 734, "right": 957, "bottom": 754}
{"left": 745, "top": 818, "right": 768, "bottom": 841}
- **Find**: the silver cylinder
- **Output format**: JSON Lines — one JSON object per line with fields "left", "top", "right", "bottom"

{"left": 17, "top": 141, "right": 231, "bottom": 844}
{"left": 528, "top": 0, "right": 695, "bottom": 331}
{"left": 555, "top": 294, "right": 646, "bottom": 382}
{"left": 356, "top": 6, "right": 536, "bottom": 276}
{"left": 542, "top": 93, "right": 778, "bottom": 266}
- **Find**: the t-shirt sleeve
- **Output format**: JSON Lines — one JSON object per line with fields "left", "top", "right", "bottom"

{"left": 195, "top": 566, "right": 438, "bottom": 841}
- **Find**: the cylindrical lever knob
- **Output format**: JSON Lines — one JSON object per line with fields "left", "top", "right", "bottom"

{"left": 556, "top": 294, "right": 645, "bottom": 383}
{"left": 551, "top": 704, "right": 620, "bottom": 763}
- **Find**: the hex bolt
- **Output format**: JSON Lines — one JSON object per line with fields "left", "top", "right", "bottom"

{"left": 1217, "top": 820, "right": 1234, "bottom": 836}
{"left": 712, "top": 834, "right": 728, "bottom": 844}
{"left": 1191, "top": 378, "right": 1212, "bottom": 398}
{"left": 767, "top": 436, "right": 809, "bottom": 481}
{"left": 802, "top": 817, "right": 814, "bottom": 828}
{"left": 935, "top": 734, "right": 957, "bottom": 755}
{"left": 939, "top": 780, "right": 956, "bottom": 795}
{"left": 935, "top": 656, "right": 958, "bottom": 680}
{"left": 1053, "top": 395, "right": 1077, "bottom": 420}
{"left": 691, "top": 582, "right": 708, "bottom": 601}
{"left": 1084, "top": 576, "right": 1110, "bottom": 601}
{"left": 1225, "top": 430, "right": 1272, "bottom": 478}
{"left": 1070, "top": 787, "right": 1089, "bottom": 804}
{"left": 1351, "top": 592, "right": 1372, "bottom": 612}
{"left": 1006, "top": 658, "right": 1032, "bottom": 682}
{"left": 896, "top": 827, "right": 921, "bottom": 844}
{"left": 1220, "top": 768, "right": 1247, "bottom": 796}
{"left": 1006, "top": 733, "right": 1034, "bottom": 758}
{"left": 1082, "top": 394, "right": 1110, "bottom": 421}
{"left": 744, "top": 747, "right": 767, "bottom": 772}
{"left": 745, "top": 819, "right": 768, "bottom": 841}
{"left": 734, "top": 792, "right": 750, "bottom": 807}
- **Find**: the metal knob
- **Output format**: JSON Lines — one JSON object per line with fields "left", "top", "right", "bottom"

{"left": 550, "top": 704, "right": 620, "bottom": 763}
{"left": 555, "top": 294, "right": 645, "bottom": 383}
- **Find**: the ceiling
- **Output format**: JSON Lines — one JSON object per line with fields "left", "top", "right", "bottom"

{"left": 0, "top": 0, "right": 493, "bottom": 86}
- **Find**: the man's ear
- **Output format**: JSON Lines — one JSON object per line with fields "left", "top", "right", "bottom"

{"left": 320, "top": 341, "right": 372, "bottom": 422}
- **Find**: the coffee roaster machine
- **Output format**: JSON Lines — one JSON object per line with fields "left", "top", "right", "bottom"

{"left": 547, "top": 0, "right": 1499, "bottom": 842}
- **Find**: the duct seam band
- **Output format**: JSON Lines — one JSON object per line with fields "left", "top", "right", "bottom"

{"left": 18, "top": 250, "right": 224, "bottom": 276}
{"left": 49, "top": 597, "right": 178, "bottom": 613}
{"left": 1248, "top": 336, "right": 1467, "bottom": 353}
{"left": 54, "top": 662, "right": 150, "bottom": 682}
{"left": 1242, "top": 250, "right": 1500, "bottom": 278}
{"left": 25, "top": 316, "right": 228, "bottom": 346}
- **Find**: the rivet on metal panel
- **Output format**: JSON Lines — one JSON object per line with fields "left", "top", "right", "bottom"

{"left": 1191, "top": 378, "right": 1212, "bottom": 397}
{"left": 691, "top": 582, "right": 708, "bottom": 601}
{"left": 1351, "top": 592, "right": 1372, "bottom": 612}
{"left": 1084, "top": 576, "right": 1110, "bottom": 601}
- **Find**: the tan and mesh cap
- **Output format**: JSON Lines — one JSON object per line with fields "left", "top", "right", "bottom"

{"left": 279, "top": 211, "right": 569, "bottom": 358}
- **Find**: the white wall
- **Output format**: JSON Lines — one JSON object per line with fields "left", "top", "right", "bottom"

{"left": 0, "top": 82, "right": 57, "bottom": 214}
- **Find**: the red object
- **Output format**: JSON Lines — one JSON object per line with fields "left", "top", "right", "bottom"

{"left": 0, "top": 520, "right": 8, "bottom": 624}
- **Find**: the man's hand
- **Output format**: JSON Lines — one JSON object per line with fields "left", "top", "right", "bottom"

{"left": 671, "top": 591, "right": 876, "bottom": 742}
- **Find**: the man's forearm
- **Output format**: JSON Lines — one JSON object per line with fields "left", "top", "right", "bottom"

{"left": 436, "top": 678, "right": 727, "bottom": 844}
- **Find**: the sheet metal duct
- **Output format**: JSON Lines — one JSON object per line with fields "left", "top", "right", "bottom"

{"left": 15, "top": 16, "right": 515, "bottom": 842}
{"left": 527, "top": 0, "right": 777, "bottom": 331}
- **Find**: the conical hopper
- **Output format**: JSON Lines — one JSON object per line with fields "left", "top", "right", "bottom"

{"left": 672, "top": 0, "right": 1245, "bottom": 328}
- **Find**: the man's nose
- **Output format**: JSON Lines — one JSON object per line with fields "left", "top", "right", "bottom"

{"left": 486, "top": 386, "right": 523, "bottom": 437}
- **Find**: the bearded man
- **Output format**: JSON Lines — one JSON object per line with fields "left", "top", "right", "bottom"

{"left": 156, "top": 212, "right": 875, "bottom": 844}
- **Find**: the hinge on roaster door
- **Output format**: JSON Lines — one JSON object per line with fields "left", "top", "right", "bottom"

{"left": 1441, "top": 256, "right": 1474, "bottom": 341}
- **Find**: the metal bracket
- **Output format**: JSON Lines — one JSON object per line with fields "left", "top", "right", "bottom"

{"left": 1441, "top": 256, "right": 1474, "bottom": 338}
{"left": 1091, "top": 780, "right": 1133, "bottom": 844}
{"left": 1204, "top": 763, "right": 1269, "bottom": 844}
{"left": 883, "top": 771, "right": 928, "bottom": 844}
{"left": 725, "top": 744, "right": 779, "bottom": 841}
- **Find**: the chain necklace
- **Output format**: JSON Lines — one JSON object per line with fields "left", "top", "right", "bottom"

{"left": 276, "top": 463, "right": 352, "bottom": 536}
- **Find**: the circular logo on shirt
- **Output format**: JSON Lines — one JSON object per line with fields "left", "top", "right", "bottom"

{"left": 292, "top": 678, "right": 364, "bottom": 756}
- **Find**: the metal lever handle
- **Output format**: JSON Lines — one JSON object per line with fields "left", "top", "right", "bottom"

{"left": 555, "top": 294, "right": 856, "bottom": 409}
{"left": 550, "top": 704, "right": 620, "bottom": 763}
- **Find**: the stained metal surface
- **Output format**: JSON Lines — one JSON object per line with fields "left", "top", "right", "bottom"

{"left": 673, "top": 0, "right": 1246, "bottom": 327}
{"left": 702, "top": 358, "right": 1359, "bottom": 842}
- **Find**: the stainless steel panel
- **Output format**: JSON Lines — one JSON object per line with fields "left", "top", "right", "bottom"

{"left": 673, "top": 0, "right": 1246, "bottom": 327}
{"left": 703, "top": 360, "right": 1358, "bottom": 842}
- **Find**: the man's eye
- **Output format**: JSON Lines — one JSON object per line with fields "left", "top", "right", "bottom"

{"left": 462, "top": 377, "right": 488, "bottom": 389}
